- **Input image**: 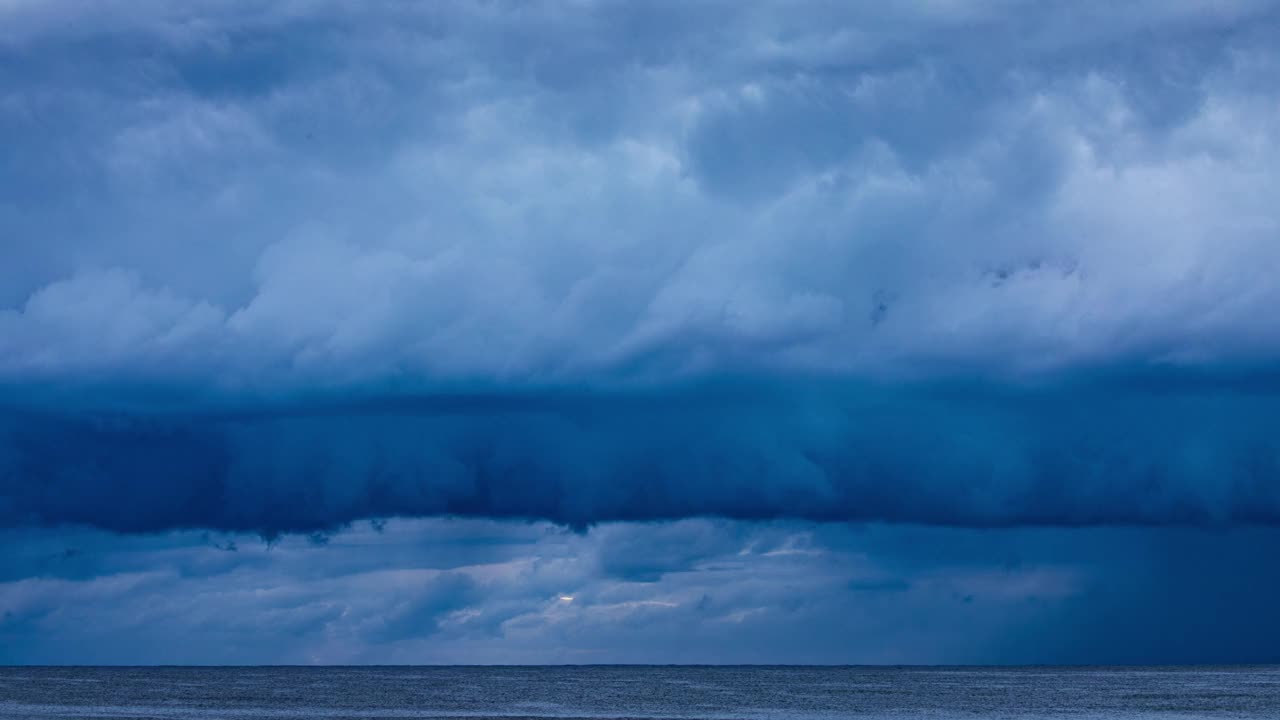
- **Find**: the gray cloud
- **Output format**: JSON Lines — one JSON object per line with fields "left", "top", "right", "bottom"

{"left": 3, "top": 519, "right": 1278, "bottom": 664}
{"left": 2, "top": 1, "right": 1280, "bottom": 386}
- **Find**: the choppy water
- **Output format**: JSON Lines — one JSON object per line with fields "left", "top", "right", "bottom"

{"left": 0, "top": 666, "right": 1277, "bottom": 720}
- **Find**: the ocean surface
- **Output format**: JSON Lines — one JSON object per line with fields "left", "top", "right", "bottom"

{"left": 0, "top": 666, "right": 1277, "bottom": 720}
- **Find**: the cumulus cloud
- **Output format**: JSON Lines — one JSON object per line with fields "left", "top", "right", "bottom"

{"left": 3, "top": 1, "right": 1280, "bottom": 383}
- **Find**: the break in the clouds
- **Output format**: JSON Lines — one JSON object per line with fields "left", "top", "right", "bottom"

{"left": 3, "top": 3, "right": 1280, "bottom": 532}
{"left": 5, "top": 519, "right": 1280, "bottom": 665}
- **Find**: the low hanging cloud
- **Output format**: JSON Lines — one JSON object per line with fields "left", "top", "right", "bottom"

{"left": 4, "top": 377, "right": 1280, "bottom": 535}
{"left": 3, "top": 2, "right": 1280, "bottom": 535}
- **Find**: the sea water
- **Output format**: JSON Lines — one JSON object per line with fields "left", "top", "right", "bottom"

{"left": 1, "top": 665, "right": 1277, "bottom": 719}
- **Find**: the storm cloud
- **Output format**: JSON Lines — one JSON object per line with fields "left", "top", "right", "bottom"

{"left": 4, "top": 375, "right": 1280, "bottom": 535}
{"left": 3, "top": 1, "right": 1280, "bottom": 537}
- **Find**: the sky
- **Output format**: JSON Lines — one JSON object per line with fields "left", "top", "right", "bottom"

{"left": 2, "top": 0, "right": 1280, "bottom": 664}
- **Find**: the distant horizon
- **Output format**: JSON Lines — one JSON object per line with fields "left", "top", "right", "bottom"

{"left": 7, "top": 662, "right": 1280, "bottom": 669}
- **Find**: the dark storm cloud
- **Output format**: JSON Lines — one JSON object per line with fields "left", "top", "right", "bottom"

{"left": 7, "top": 2, "right": 1280, "bottom": 667}
{"left": 4, "top": 374, "right": 1280, "bottom": 535}
{"left": 4, "top": 2, "right": 1280, "bottom": 536}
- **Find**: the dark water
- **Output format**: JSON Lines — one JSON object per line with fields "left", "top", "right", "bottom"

{"left": 1, "top": 666, "right": 1278, "bottom": 719}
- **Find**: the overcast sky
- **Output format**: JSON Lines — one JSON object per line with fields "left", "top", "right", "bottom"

{"left": 3, "top": 0, "right": 1280, "bottom": 664}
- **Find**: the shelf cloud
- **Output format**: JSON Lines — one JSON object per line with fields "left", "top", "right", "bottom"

{"left": 3, "top": 1, "right": 1280, "bottom": 536}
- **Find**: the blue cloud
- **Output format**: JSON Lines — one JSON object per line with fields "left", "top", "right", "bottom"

{"left": 4, "top": 374, "right": 1279, "bottom": 535}
{"left": 4, "top": 1, "right": 1280, "bottom": 665}
{"left": 3, "top": 1, "right": 1280, "bottom": 383}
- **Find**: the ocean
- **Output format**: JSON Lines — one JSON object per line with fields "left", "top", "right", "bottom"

{"left": 1, "top": 665, "right": 1277, "bottom": 719}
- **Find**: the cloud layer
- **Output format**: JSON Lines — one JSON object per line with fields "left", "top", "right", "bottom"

{"left": 3, "top": 2, "right": 1280, "bottom": 536}
{"left": 5, "top": 519, "right": 1280, "bottom": 664}
{"left": 4, "top": 377, "right": 1280, "bottom": 534}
